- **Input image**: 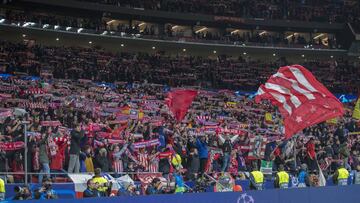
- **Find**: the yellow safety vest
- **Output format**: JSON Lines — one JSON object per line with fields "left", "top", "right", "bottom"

{"left": 171, "top": 154, "right": 182, "bottom": 166}
{"left": 277, "top": 171, "right": 289, "bottom": 185}
{"left": 175, "top": 186, "right": 185, "bottom": 193}
{"left": 251, "top": 171, "right": 264, "bottom": 184}
{"left": 337, "top": 168, "right": 349, "bottom": 180}
{"left": 92, "top": 176, "right": 108, "bottom": 192}
{"left": 0, "top": 178, "right": 5, "bottom": 193}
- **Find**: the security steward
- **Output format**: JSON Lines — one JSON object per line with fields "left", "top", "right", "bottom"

{"left": 250, "top": 167, "right": 264, "bottom": 190}
{"left": 92, "top": 168, "right": 110, "bottom": 196}
{"left": 0, "top": 177, "right": 5, "bottom": 201}
{"left": 274, "top": 164, "right": 289, "bottom": 189}
{"left": 333, "top": 164, "right": 349, "bottom": 186}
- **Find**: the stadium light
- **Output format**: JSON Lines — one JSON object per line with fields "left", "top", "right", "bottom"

{"left": 243, "top": 52, "right": 247, "bottom": 55}
{"left": 106, "top": 20, "right": 116, "bottom": 25}
{"left": 195, "top": 27, "right": 207, "bottom": 33}
{"left": 286, "top": 33, "right": 298, "bottom": 39}
{"left": 330, "top": 55, "right": 334, "bottom": 58}
{"left": 259, "top": 31, "right": 267, "bottom": 35}
{"left": 182, "top": 48, "right": 186, "bottom": 52}
{"left": 66, "top": 27, "right": 72, "bottom": 31}
{"left": 213, "top": 50, "right": 217, "bottom": 54}
{"left": 231, "top": 29, "right": 240, "bottom": 34}
{"left": 121, "top": 44, "right": 124, "bottom": 47}
{"left": 301, "top": 54, "right": 305, "bottom": 58}
{"left": 313, "top": 34, "right": 324, "bottom": 39}
{"left": 89, "top": 41, "right": 92, "bottom": 44}
{"left": 273, "top": 53, "right": 276, "bottom": 56}
{"left": 56, "top": 38, "right": 59, "bottom": 41}
{"left": 22, "top": 34, "right": 26, "bottom": 38}
{"left": 152, "top": 46, "right": 156, "bottom": 50}
{"left": 22, "top": 22, "right": 35, "bottom": 27}
{"left": 77, "top": 28, "right": 83, "bottom": 33}
{"left": 0, "top": 19, "right": 5, "bottom": 24}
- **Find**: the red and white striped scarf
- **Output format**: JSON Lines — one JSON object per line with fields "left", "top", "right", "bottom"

{"left": 22, "top": 102, "right": 48, "bottom": 109}
{"left": 25, "top": 88, "right": 45, "bottom": 94}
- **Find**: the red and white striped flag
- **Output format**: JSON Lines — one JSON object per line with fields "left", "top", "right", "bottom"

{"left": 247, "top": 135, "right": 268, "bottom": 159}
{"left": 255, "top": 65, "right": 344, "bottom": 138}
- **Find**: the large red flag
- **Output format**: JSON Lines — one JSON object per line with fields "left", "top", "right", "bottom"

{"left": 165, "top": 89, "right": 198, "bottom": 122}
{"left": 255, "top": 64, "right": 344, "bottom": 139}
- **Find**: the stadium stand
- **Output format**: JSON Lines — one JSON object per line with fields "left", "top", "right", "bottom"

{"left": 0, "top": 0, "right": 359, "bottom": 202}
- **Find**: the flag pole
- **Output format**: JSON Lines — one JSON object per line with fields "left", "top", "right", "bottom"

{"left": 294, "top": 136, "right": 297, "bottom": 170}
{"left": 22, "top": 121, "right": 30, "bottom": 185}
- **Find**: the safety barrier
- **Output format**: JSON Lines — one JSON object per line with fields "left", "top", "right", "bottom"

{"left": 2, "top": 184, "right": 360, "bottom": 203}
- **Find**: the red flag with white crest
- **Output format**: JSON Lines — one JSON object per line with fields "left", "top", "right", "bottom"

{"left": 255, "top": 65, "right": 344, "bottom": 139}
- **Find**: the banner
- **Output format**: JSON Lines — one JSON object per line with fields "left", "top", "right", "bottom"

{"left": 133, "top": 139, "right": 160, "bottom": 149}
{"left": 41, "top": 120, "right": 62, "bottom": 127}
{"left": 0, "top": 141, "right": 25, "bottom": 151}
{"left": 0, "top": 109, "right": 13, "bottom": 118}
{"left": 260, "top": 160, "right": 273, "bottom": 175}
{"left": 216, "top": 128, "right": 247, "bottom": 135}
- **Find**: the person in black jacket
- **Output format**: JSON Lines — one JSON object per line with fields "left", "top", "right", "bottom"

{"left": 95, "top": 148, "right": 112, "bottom": 172}
{"left": 68, "top": 124, "right": 84, "bottom": 173}
{"left": 186, "top": 148, "right": 200, "bottom": 180}
{"left": 83, "top": 179, "right": 100, "bottom": 198}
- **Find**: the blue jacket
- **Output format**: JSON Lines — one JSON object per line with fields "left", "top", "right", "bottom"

{"left": 196, "top": 138, "right": 208, "bottom": 159}
{"left": 298, "top": 170, "right": 308, "bottom": 184}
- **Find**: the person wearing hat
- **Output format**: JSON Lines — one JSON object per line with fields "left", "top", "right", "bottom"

{"left": 92, "top": 168, "right": 109, "bottom": 196}
{"left": 297, "top": 164, "right": 309, "bottom": 188}
{"left": 333, "top": 163, "right": 349, "bottom": 186}
{"left": 274, "top": 164, "right": 289, "bottom": 189}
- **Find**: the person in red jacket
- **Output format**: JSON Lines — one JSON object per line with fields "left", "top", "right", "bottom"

{"left": 50, "top": 136, "right": 69, "bottom": 171}
{"left": 306, "top": 138, "right": 317, "bottom": 172}
{"left": 11, "top": 152, "right": 24, "bottom": 183}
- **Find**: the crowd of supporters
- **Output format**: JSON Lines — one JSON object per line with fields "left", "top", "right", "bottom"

{"left": 79, "top": 0, "right": 360, "bottom": 23}
{"left": 0, "top": 41, "right": 359, "bottom": 94}
{"left": 0, "top": 41, "right": 359, "bottom": 198}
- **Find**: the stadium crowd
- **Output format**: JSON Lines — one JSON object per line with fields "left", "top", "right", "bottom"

{"left": 0, "top": 41, "right": 358, "bottom": 93}
{"left": 0, "top": 41, "right": 360, "bottom": 200}
{"left": 79, "top": 0, "right": 360, "bottom": 23}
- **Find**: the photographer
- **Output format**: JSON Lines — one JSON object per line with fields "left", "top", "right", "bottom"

{"left": 145, "top": 178, "right": 163, "bottom": 195}
{"left": 35, "top": 177, "right": 58, "bottom": 199}
{"left": 117, "top": 183, "right": 139, "bottom": 196}
{"left": 13, "top": 185, "right": 32, "bottom": 200}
